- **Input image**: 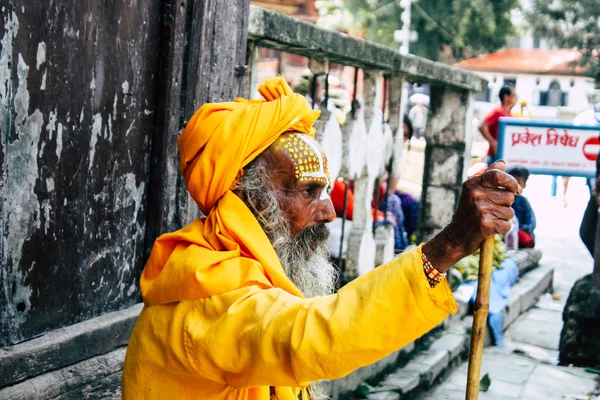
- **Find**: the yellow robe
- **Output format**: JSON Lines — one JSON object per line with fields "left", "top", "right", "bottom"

{"left": 122, "top": 195, "right": 457, "bottom": 399}
{"left": 122, "top": 77, "right": 457, "bottom": 398}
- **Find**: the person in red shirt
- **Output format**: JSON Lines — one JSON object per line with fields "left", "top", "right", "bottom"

{"left": 479, "top": 85, "right": 517, "bottom": 161}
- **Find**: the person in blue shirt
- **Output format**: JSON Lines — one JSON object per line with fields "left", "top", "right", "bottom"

{"left": 508, "top": 167, "right": 536, "bottom": 248}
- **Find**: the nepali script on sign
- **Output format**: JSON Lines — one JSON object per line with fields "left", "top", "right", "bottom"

{"left": 497, "top": 118, "right": 600, "bottom": 178}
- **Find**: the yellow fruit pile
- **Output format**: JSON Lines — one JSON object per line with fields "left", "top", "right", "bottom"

{"left": 452, "top": 234, "right": 506, "bottom": 281}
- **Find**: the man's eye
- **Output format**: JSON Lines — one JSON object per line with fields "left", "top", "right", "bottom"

{"left": 304, "top": 187, "right": 322, "bottom": 198}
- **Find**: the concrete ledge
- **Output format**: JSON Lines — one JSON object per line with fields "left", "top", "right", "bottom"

{"left": 404, "top": 349, "right": 450, "bottom": 385}
{"left": 0, "top": 303, "right": 142, "bottom": 388}
{"left": 509, "top": 249, "right": 543, "bottom": 275}
{"left": 248, "top": 6, "right": 487, "bottom": 91}
{"left": 504, "top": 265, "right": 554, "bottom": 331}
{"left": 0, "top": 347, "right": 124, "bottom": 400}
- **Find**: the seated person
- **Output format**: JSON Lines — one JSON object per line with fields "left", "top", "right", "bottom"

{"left": 374, "top": 175, "right": 409, "bottom": 252}
{"left": 508, "top": 167, "right": 536, "bottom": 248}
{"left": 394, "top": 188, "right": 420, "bottom": 245}
{"left": 398, "top": 116, "right": 421, "bottom": 242}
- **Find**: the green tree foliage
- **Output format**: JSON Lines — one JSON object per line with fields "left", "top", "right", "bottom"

{"left": 316, "top": 0, "right": 520, "bottom": 62}
{"left": 528, "top": 0, "right": 600, "bottom": 82}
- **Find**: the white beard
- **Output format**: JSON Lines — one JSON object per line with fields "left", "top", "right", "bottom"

{"left": 237, "top": 154, "right": 336, "bottom": 400}
{"left": 237, "top": 156, "right": 337, "bottom": 298}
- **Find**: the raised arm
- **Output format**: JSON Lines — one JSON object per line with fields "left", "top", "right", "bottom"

{"left": 127, "top": 247, "right": 455, "bottom": 389}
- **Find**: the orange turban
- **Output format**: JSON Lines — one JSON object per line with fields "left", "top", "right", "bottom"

{"left": 140, "top": 77, "right": 320, "bottom": 305}
{"left": 178, "top": 77, "right": 320, "bottom": 214}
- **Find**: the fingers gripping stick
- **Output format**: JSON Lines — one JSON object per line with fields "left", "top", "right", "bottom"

{"left": 465, "top": 161, "right": 519, "bottom": 399}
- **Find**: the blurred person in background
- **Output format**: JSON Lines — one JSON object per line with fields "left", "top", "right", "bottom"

{"left": 479, "top": 85, "right": 517, "bottom": 162}
{"left": 404, "top": 114, "right": 414, "bottom": 142}
{"left": 408, "top": 101, "right": 428, "bottom": 139}
{"left": 508, "top": 167, "right": 536, "bottom": 248}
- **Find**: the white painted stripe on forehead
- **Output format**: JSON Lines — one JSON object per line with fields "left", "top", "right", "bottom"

{"left": 297, "top": 134, "right": 324, "bottom": 175}
{"left": 300, "top": 171, "right": 327, "bottom": 179}
{"left": 297, "top": 134, "right": 331, "bottom": 190}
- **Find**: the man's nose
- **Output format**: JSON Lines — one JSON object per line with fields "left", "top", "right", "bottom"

{"left": 315, "top": 195, "right": 336, "bottom": 223}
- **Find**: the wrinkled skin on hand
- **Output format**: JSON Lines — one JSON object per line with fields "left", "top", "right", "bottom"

{"left": 422, "top": 160, "right": 521, "bottom": 273}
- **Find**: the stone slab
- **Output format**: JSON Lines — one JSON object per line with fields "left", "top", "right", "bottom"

{"left": 504, "top": 340, "right": 559, "bottom": 365}
{"left": 442, "top": 300, "right": 469, "bottom": 329}
{"left": 401, "top": 360, "right": 433, "bottom": 385}
{"left": 0, "top": 303, "right": 142, "bottom": 388}
{"left": 508, "top": 248, "right": 543, "bottom": 274}
{"left": 505, "top": 308, "right": 563, "bottom": 350}
{"left": 404, "top": 349, "right": 450, "bottom": 386}
{"left": 520, "top": 364, "right": 598, "bottom": 400}
{"left": 366, "top": 390, "right": 401, "bottom": 400}
{"left": 504, "top": 265, "right": 554, "bottom": 330}
{"left": 381, "top": 370, "right": 420, "bottom": 394}
{"left": 331, "top": 342, "right": 415, "bottom": 397}
{"left": 0, "top": 347, "right": 125, "bottom": 399}
{"left": 478, "top": 349, "right": 537, "bottom": 385}
{"left": 429, "top": 333, "right": 467, "bottom": 360}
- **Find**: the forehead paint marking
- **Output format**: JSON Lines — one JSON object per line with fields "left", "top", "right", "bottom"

{"left": 297, "top": 135, "right": 326, "bottom": 178}
{"left": 297, "top": 135, "right": 332, "bottom": 192}
{"left": 277, "top": 134, "right": 331, "bottom": 190}
{"left": 319, "top": 189, "right": 331, "bottom": 201}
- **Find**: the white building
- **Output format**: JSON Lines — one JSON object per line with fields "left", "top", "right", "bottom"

{"left": 455, "top": 49, "right": 596, "bottom": 121}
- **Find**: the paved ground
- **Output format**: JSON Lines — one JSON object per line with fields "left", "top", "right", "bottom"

{"left": 417, "top": 176, "right": 599, "bottom": 400}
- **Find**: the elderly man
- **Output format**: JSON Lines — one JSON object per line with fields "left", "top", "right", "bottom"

{"left": 122, "top": 77, "right": 518, "bottom": 399}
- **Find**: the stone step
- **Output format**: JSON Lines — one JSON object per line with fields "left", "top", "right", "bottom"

{"left": 365, "top": 330, "right": 469, "bottom": 400}
{"left": 351, "top": 263, "right": 553, "bottom": 400}
{"left": 0, "top": 304, "right": 142, "bottom": 389}
{"left": 0, "top": 347, "right": 124, "bottom": 400}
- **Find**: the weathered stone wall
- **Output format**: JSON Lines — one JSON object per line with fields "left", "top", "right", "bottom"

{"left": 0, "top": 0, "right": 250, "bottom": 348}
{"left": 0, "top": 0, "right": 162, "bottom": 347}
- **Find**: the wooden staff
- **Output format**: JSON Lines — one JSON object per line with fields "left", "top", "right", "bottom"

{"left": 465, "top": 236, "right": 495, "bottom": 399}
